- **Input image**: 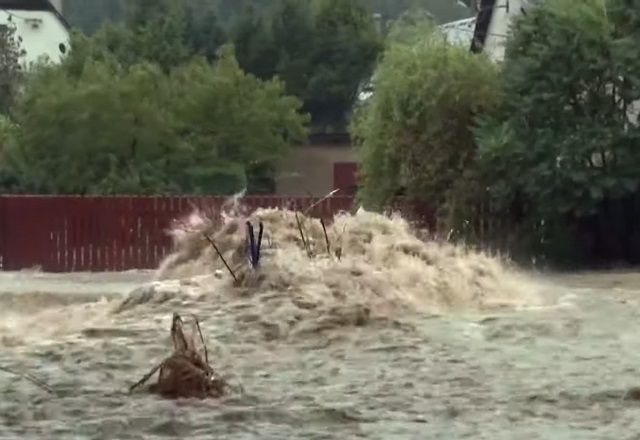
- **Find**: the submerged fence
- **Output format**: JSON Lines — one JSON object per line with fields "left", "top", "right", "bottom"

{"left": 0, "top": 195, "right": 369, "bottom": 272}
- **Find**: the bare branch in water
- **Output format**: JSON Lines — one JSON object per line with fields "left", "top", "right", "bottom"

{"left": 192, "top": 315, "right": 209, "bottom": 366}
{"left": 128, "top": 362, "right": 163, "bottom": 394}
{"left": 203, "top": 234, "right": 238, "bottom": 283}
{"left": 0, "top": 365, "right": 56, "bottom": 396}
{"left": 320, "top": 218, "right": 331, "bottom": 256}
{"left": 303, "top": 189, "right": 340, "bottom": 216}
{"left": 295, "top": 211, "right": 311, "bottom": 257}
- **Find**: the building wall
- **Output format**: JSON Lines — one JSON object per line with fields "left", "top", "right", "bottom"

{"left": 1, "top": 9, "right": 69, "bottom": 65}
{"left": 482, "top": 0, "right": 526, "bottom": 62}
{"left": 275, "top": 145, "right": 358, "bottom": 197}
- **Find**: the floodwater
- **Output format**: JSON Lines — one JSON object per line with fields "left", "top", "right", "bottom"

{"left": 2, "top": 209, "right": 640, "bottom": 439}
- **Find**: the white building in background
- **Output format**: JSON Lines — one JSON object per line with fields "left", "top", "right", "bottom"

{"left": 0, "top": 0, "right": 70, "bottom": 66}
{"left": 440, "top": 17, "right": 476, "bottom": 47}
{"left": 469, "top": 0, "right": 639, "bottom": 122}
{"left": 470, "top": 0, "right": 539, "bottom": 61}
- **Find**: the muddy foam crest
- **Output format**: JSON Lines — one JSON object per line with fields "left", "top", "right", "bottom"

{"left": 147, "top": 206, "right": 543, "bottom": 322}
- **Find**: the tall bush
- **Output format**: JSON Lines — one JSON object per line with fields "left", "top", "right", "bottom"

{"left": 352, "top": 20, "right": 501, "bottom": 220}
{"left": 2, "top": 45, "right": 307, "bottom": 195}
{"left": 477, "top": 0, "right": 640, "bottom": 263}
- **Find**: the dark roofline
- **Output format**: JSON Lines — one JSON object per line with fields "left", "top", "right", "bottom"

{"left": 470, "top": 0, "right": 496, "bottom": 53}
{"left": 0, "top": 0, "right": 70, "bottom": 29}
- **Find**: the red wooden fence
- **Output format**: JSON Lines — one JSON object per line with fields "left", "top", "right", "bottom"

{"left": 0, "top": 195, "right": 435, "bottom": 272}
{"left": 0, "top": 195, "right": 358, "bottom": 272}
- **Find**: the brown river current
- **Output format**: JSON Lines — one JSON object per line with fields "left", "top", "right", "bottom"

{"left": 2, "top": 208, "right": 640, "bottom": 439}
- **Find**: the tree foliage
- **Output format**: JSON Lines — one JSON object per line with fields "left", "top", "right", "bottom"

{"left": 231, "top": 0, "right": 382, "bottom": 126}
{"left": 476, "top": 0, "right": 640, "bottom": 261}
{"left": 1, "top": 41, "right": 307, "bottom": 195}
{"left": 0, "top": 23, "right": 24, "bottom": 114}
{"left": 352, "top": 20, "right": 501, "bottom": 212}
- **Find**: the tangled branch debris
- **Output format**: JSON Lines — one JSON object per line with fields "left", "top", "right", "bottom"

{"left": 204, "top": 234, "right": 238, "bottom": 283}
{"left": 129, "top": 313, "right": 230, "bottom": 399}
{"left": 0, "top": 365, "right": 56, "bottom": 395}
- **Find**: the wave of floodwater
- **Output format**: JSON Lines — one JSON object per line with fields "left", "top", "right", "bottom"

{"left": 0, "top": 203, "right": 546, "bottom": 346}
{"left": 12, "top": 201, "right": 640, "bottom": 440}
{"left": 137, "top": 205, "right": 545, "bottom": 331}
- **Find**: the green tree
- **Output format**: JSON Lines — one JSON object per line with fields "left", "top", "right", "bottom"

{"left": 352, "top": 20, "right": 501, "bottom": 214}
{"left": 268, "top": 0, "right": 315, "bottom": 99}
{"left": 477, "top": 0, "right": 640, "bottom": 263}
{"left": 5, "top": 60, "right": 179, "bottom": 194}
{"left": 2, "top": 45, "right": 307, "bottom": 195}
{"left": 170, "top": 46, "right": 308, "bottom": 193}
{"left": 306, "top": 0, "right": 382, "bottom": 125}
{"left": 230, "top": 4, "right": 279, "bottom": 80}
{"left": 0, "top": 23, "right": 24, "bottom": 114}
{"left": 230, "top": 0, "right": 382, "bottom": 126}
{"left": 184, "top": 0, "right": 227, "bottom": 61}
{"left": 123, "top": 0, "right": 192, "bottom": 70}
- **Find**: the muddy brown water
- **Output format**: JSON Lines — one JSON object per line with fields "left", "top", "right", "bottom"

{"left": 2, "top": 269, "right": 640, "bottom": 439}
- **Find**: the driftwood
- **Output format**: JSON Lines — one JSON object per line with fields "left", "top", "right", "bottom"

{"left": 0, "top": 365, "right": 56, "bottom": 396}
{"left": 130, "top": 313, "right": 230, "bottom": 399}
{"left": 204, "top": 234, "right": 239, "bottom": 283}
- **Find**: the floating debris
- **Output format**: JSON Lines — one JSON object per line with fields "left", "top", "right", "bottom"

{"left": 0, "top": 365, "right": 56, "bottom": 396}
{"left": 129, "top": 313, "right": 231, "bottom": 399}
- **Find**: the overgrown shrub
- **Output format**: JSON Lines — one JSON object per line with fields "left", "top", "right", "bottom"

{"left": 2, "top": 43, "right": 307, "bottom": 195}
{"left": 352, "top": 19, "right": 501, "bottom": 227}
{"left": 477, "top": 0, "right": 640, "bottom": 264}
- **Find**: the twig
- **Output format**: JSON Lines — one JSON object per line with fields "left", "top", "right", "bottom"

{"left": 0, "top": 365, "right": 56, "bottom": 396}
{"left": 128, "top": 362, "right": 163, "bottom": 394}
{"left": 320, "top": 218, "right": 331, "bottom": 256}
{"left": 204, "top": 234, "right": 238, "bottom": 283}
{"left": 246, "top": 222, "right": 257, "bottom": 269}
{"left": 256, "top": 222, "right": 264, "bottom": 266}
{"left": 295, "top": 211, "right": 311, "bottom": 257}
{"left": 192, "top": 315, "right": 209, "bottom": 366}
{"left": 303, "top": 189, "right": 340, "bottom": 216}
{"left": 171, "top": 313, "right": 189, "bottom": 352}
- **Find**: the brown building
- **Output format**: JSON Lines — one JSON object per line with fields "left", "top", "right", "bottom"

{"left": 275, "top": 132, "right": 358, "bottom": 197}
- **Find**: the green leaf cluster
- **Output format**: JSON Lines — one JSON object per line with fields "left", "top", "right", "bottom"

{"left": 478, "top": 0, "right": 640, "bottom": 221}
{"left": 0, "top": 23, "right": 24, "bottom": 114}
{"left": 352, "top": 19, "right": 501, "bottom": 212}
{"left": 230, "top": 0, "right": 383, "bottom": 126}
{"left": 1, "top": 41, "right": 307, "bottom": 195}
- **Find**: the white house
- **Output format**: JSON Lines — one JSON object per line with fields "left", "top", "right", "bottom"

{"left": 0, "top": 0, "right": 70, "bottom": 66}
{"left": 470, "top": 0, "right": 639, "bottom": 122}
{"left": 440, "top": 16, "right": 476, "bottom": 47}
{"left": 470, "top": 0, "right": 541, "bottom": 61}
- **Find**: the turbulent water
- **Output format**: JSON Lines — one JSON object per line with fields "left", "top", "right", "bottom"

{"left": 2, "top": 208, "right": 640, "bottom": 439}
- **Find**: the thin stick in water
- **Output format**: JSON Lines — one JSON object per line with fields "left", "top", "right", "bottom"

{"left": 204, "top": 234, "right": 238, "bottom": 283}
{"left": 295, "top": 211, "right": 311, "bottom": 257}
{"left": 0, "top": 365, "right": 56, "bottom": 396}
{"left": 320, "top": 218, "right": 331, "bottom": 256}
{"left": 192, "top": 315, "right": 209, "bottom": 366}
{"left": 128, "top": 362, "right": 163, "bottom": 394}
{"left": 303, "top": 189, "right": 340, "bottom": 216}
{"left": 256, "top": 222, "right": 264, "bottom": 266}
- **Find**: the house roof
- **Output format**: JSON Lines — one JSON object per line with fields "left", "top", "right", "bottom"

{"left": 470, "top": 0, "right": 496, "bottom": 53}
{"left": 440, "top": 17, "right": 476, "bottom": 47}
{"left": 0, "top": 0, "right": 70, "bottom": 29}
